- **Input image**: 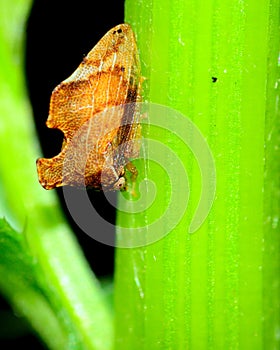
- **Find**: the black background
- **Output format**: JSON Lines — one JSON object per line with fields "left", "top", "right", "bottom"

{"left": 1, "top": 0, "right": 124, "bottom": 347}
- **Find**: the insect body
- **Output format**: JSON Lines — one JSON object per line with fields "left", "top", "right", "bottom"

{"left": 36, "top": 24, "right": 142, "bottom": 191}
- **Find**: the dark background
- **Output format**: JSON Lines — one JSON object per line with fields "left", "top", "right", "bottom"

{"left": 1, "top": 0, "right": 124, "bottom": 347}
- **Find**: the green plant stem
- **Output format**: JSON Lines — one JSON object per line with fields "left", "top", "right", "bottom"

{"left": 114, "top": 0, "right": 280, "bottom": 349}
{"left": 0, "top": 1, "right": 113, "bottom": 349}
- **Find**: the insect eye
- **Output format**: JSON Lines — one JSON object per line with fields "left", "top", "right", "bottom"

{"left": 113, "top": 177, "right": 126, "bottom": 191}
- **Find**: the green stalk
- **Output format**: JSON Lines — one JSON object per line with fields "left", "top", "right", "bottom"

{"left": 114, "top": 0, "right": 280, "bottom": 349}
{"left": 0, "top": 1, "right": 112, "bottom": 349}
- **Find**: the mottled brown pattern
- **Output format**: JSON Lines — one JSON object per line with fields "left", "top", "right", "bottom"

{"left": 36, "top": 24, "right": 142, "bottom": 191}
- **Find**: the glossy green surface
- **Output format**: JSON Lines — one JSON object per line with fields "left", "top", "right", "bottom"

{"left": 115, "top": 0, "right": 280, "bottom": 348}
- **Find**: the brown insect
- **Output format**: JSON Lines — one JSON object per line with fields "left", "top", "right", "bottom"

{"left": 36, "top": 24, "right": 142, "bottom": 191}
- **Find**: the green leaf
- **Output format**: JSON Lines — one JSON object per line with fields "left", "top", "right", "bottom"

{"left": 0, "top": 218, "right": 36, "bottom": 282}
{"left": 0, "top": 218, "right": 68, "bottom": 348}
